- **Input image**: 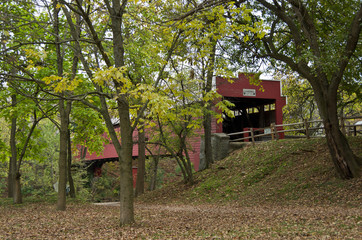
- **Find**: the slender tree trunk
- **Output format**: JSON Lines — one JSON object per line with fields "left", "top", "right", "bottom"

{"left": 67, "top": 129, "right": 76, "bottom": 198}
{"left": 9, "top": 95, "right": 18, "bottom": 202}
{"left": 182, "top": 141, "right": 194, "bottom": 184}
{"left": 203, "top": 39, "right": 217, "bottom": 170}
{"left": 10, "top": 94, "right": 23, "bottom": 204}
{"left": 135, "top": 127, "right": 145, "bottom": 197}
{"left": 149, "top": 156, "right": 159, "bottom": 191}
{"left": 57, "top": 100, "right": 69, "bottom": 210}
{"left": 7, "top": 157, "right": 13, "bottom": 198}
{"left": 66, "top": 0, "right": 78, "bottom": 199}
{"left": 53, "top": 0, "right": 71, "bottom": 210}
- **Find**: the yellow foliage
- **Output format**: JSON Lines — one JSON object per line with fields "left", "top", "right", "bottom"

{"left": 93, "top": 66, "right": 130, "bottom": 91}
{"left": 41, "top": 75, "right": 83, "bottom": 93}
{"left": 56, "top": 3, "right": 64, "bottom": 9}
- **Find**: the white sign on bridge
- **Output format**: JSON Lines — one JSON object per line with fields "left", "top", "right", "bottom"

{"left": 243, "top": 89, "right": 256, "bottom": 97}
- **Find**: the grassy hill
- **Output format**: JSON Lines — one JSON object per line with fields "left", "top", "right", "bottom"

{"left": 139, "top": 137, "right": 362, "bottom": 207}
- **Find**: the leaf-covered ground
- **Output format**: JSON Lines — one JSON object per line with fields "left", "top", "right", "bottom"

{"left": 1, "top": 137, "right": 361, "bottom": 239}
{"left": 0, "top": 202, "right": 361, "bottom": 239}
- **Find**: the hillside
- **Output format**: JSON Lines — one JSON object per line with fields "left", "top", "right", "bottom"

{"left": 138, "top": 137, "right": 362, "bottom": 207}
{"left": 1, "top": 137, "right": 361, "bottom": 239}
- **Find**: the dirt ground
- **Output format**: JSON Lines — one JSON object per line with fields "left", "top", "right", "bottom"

{"left": 1, "top": 202, "right": 360, "bottom": 239}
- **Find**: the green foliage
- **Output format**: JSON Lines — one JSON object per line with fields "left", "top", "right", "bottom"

{"left": 0, "top": 118, "right": 10, "bottom": 162}
{"left": 71, "top": 104, "right": 107, "bottom": 156}
{"left": 145, "top": 157, "right": 165, "bottom": 190}
{"left": 21, "top": 160, "right": 56, "bottom": 197}
{"left": 278, "top": 71, "right": 318, "bottom": 123}
{"left": 89, "top": 162, "right": 120, "bottom": 202}
{"left": 279, "top": 70, "right": 361, "bottom": 126}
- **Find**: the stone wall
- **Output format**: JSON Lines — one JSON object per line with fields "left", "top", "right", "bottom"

{"left": 199, "top": 133, "right": 230, "bottom": 171}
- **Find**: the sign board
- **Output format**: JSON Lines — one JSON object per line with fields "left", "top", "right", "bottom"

{"left": 243, "top": 89, "right": 256, "bottom": 97}
{"left": 264, "top": 128, "right": 271, "bottom": 134}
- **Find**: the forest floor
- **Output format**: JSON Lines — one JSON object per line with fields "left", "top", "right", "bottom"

{"left": 1, "top": 137, "right": 361, "bottom": 239}
{"left": 0, "top": 201, "right": 360, "bottom": 239}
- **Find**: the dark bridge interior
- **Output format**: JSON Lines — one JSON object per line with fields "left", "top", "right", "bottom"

{"left": 222, "top": 97, "right": 276, "bottom": 138}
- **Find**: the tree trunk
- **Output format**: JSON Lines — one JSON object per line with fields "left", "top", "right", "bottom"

{"left": 53, "top": 0, "right": 70, "bottom": 210}
{"left": 57, "top": 99, "right": 69, "bottom": 210}
{"left": 316, "top": 89, "right": 362, "bottom": 179}
{"left": 67, "top": 129, "right": 76, "bottom": 198}
{"left": 182, "top": 144, "right": 194, "bottom": 184}
{"left": 202, "top": 39, "right": 217, "bottom": 170}
{"left": 149, "top": 155, "right": 159, "bottom": 191}
{"left": 118, "top": 99, "right": 134, "bottom": 225}
{"left": 109, "top": 0, "right": 134, "bottom": 225}
{"left": 13, "top": 173, "right": 22, "bottom": 204}
{"left": 7, "top": 157, "right": 14, "bottom": 198}
{"left": 9, "top": 95, "right": 19, "bottom": 203}
{"left": 254, "top": 0, "right": 362, "bottom": 179}
{"left": 135, "top": 127, "right": 145, "bottom": 197}
{"left": 203, "top": 110, "right": 213, "bottom": 169}
{"left": 323, "top": 118, "right": 361, "bottom": 179}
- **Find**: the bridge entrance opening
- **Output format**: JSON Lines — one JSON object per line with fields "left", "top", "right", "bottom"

{"left": 222, "top": 97, "right": 276, "bottom": 140}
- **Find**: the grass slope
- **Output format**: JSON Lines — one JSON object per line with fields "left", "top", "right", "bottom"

{"left": 139, "top": 137, "right": 362, "bottom": 207}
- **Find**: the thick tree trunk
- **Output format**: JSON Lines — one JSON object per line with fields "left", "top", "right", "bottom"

{"left": 13, "top": 173, "right": 22, "bottom": 204}
{"left": 57, "top": 100, "right": 69, "bottom": 211}
{"left": 135, "top": 128, "right": 145, "bottom": 197}
{"left": 109, "top": 0, "right": 134, "bottom": 225}
{"left": 118, "top": 99, "right": 134, "bottom": 225}
{"left": 316, "top": 89, "right": 362, "bottom": 179}
{"left": 323, "top": 118, "right": 361, "bottom": 179}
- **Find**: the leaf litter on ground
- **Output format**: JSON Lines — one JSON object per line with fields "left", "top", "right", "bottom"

{"left": 1, "top": 137, "right": 361, "bottom": 239}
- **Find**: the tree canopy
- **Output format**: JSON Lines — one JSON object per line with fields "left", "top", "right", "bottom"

{"left": 0, "top": 0, "right": 361, "bottom": 226}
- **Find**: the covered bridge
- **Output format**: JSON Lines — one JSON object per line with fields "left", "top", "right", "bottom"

{"left": 78, "top": 73, "right": 286, "bottom": 174}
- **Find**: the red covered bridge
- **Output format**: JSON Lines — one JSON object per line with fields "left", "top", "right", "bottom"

{"left": 79, "top": 73, "right": 286, "bottom": 176}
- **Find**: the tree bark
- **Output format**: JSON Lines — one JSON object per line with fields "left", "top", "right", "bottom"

{"left": 108, "top": 0, "right": 135, "bottom": 225}
{"left": 13, "top": 173, "right": 22, "bottom": 204}
{"left": 67, "top": 129, "right": 76, "bottom": 198}
{"left": 54, "top": 0, "right": 70, "bottom": 211}
{"left": 9, "top": 95, "right": 17, "bottom": 202}
{"left": 117, "top": 98, "right": 135, "bottom": 225}
{"left": 9, "top": 95, "right": 42, "bottom": 203}
{"left": 202, "top": 39, "right": 217, "bottom": 170}
{"left": 317, "top": 95, "right": 362, "bottom": 179}
{"left": 149, "top": 156, "right": 159, "bottom": 191}
{"left": 7, "top": 157, "right": 14, "bottom": 198}
{"left": 135, "top": 127, "right": 145, "bottom": 197}
{"left": 57, "top": 99, "right": 70, "bottom": 210}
